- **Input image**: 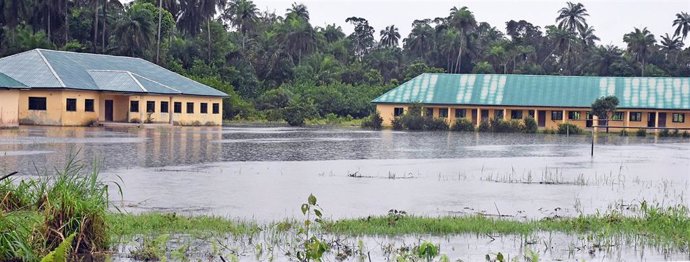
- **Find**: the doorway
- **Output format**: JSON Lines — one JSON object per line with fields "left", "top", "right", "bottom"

{"left": 658, "top": 113, "right": 667, "bottom": 128}
{"left": 537, "top": 111, "right": 546, "bottom": 127}
{"left": 105, "top": 100, "right": 113, "bottom": 122}
{"left": 647, "top": 113, "right": 656, "bottom": 127}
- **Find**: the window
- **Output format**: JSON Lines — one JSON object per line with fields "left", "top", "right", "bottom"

{"left": 200, "top": 103, "right": 208, "bottom": 114}
{"left": 611, "top": 112, "right": 624, "bottom": 121}
{"left": 393, "top": 107, "right": 404, "bottom": 117}
{"left": 66, "top": 98, "right": 77, "bottom": 112}
{"left": 28, "top": 97, "right": 47, "bottom": 111}
{"left": 630, "top": 112, "right": 642, "bottom": 122}
{"left": 455, "top": 109, "right": 466, "bottom": 119}
{"left": 511, "top": 110, "right": 523, "bottom": 120}
{"left": 438, "top": 108, "right": 448, "bottom": 118}
{"left": 673, "top": 113, "right": 685, "bottom": 123}
{"left": 212, "top": 103, "right": 220, "bottom": 114}
{"left": 161, "top": 101, "right": 169, "bottom": 113}
{"left": 528, "top": 110, "right": 535, "bottom": 118}
{"left": 494, "top": 110, "right": 504, "bottom": 119}
{"left": 425, "top": 108, "right": 434, "bottom": 117}
{"left": 146, "top": 101, "right": 155, "bottom": 113}
{"left": 174, "top": 102, "right": 182, "bottom": 113}
{"left": 84, "top": 99, "right": 94, "bottom": 112}
{"left": 551, "top": 111, "right": 563, "bottom": 120}
{"left": 130, "top": 101, "right": 139, "bottom": 112}
{"left": 567, "top": 111, "right": 580, "bottom": 120}
{"left": 186, "top": 102, "right": 194, "bottom": 114}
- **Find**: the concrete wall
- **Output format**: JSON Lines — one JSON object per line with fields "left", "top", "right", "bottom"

{"left": 128, "top": 95, "right": 223, "bottom": 126}
{"left": 0, "top": 89, "right": 19, "bottom": 127}
{"left": 375, "top": 103, "right": 690, "bottom": 131}
{"left": 61, "top": 90, "right": 100, "bottom": 126}
{"left": 18, "top": 90, "right": 64, "bottom": 125}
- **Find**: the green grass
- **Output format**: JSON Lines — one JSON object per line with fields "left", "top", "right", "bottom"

{"left": 106, "top": 213, "right": 259, "bottom": 237}
{"left": 326, "top": 205, "right": 690, "bottom": 247}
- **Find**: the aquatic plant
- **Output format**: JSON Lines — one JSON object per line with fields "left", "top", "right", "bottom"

{"left": 361, "top": 111, "right": 383, "bottom": 129}
{"left": 295, "top": 194, "right": 329, "bottom": 261}
{"left": 450, "top": 118, "right": 474, "bottom": 132}
{"left": 557, "top": 123, "right": 582, "bottom": 135}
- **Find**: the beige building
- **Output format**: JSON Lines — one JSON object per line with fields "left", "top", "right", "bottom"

{"left": 0, "top": 49, "right": 226, "bottom": 127}
{"left": 373, "top": 74, "right": 690, "bottom": 131}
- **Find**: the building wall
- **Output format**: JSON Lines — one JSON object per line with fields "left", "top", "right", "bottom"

{"left": 15, "top": 89, "right": 224, "bottom": 126}
{"left": 375, "top": 103, "right": 690, "bottom": 131}
{"left": 0, "top": 89, "right": 19, "bottom": 127}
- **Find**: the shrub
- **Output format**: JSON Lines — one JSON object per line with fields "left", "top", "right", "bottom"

{"left": 477, "top": 120, "right": 491, "bottom": 132}
{"left": 391, "top": 117, "right": 403, "bottom": 130}
{"left": 361, "top": 111, "right": 383, "bottom": 129}
{"left": 129, "top": 118, "right": 141, "bottom": 124}
{"left": 283, "top": 98, "right": 318, "bottom": 126}
{"left": 490, "top": 119, "right": 524, "bottom": 133}
{"left": 425, "top": 118, "right": 449, "bottom": 131}
{"left": 523, "top": 117, "right": 538, "bottom": 133}
{"left": 683, "top": 131, "right": 690, "bottom": 138}
{"left": 658, "top": 129, "right": 671, "bottom": 137}
{"left": 619, "top": 129, "right": 629, "bottom": 136}
{"left": 557, "top": 122, "right": 583, "bottom": 135}
{"left": 450, "top": 118, "right": 475, "bottom": 132}
{"left": 636, "top": 129, "right": 647, "bottom": 137}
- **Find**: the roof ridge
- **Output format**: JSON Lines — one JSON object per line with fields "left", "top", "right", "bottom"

{"left": 35, "top": 48, "right": 144, "bottom": 61}
{"left": 126, "top": 71, "right": 149, "bottom": 93}
{"left": 35, "top": 49, "right": 66, "bottom": 87}
{"left": 131, "top": 73, "right": 182, "bottom": 93}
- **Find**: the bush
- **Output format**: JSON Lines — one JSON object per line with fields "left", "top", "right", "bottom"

{"left": 391, "top": 117, "right": 403, "bottom": 130}
{"left": 450, "top": 118, "right": 475, "bottom": 132}
{"left": 490, "top": 119, "right": 524, "bottom": 133}
{"left": 425, "top": 118, "right": 449, "bottom": 131}
{"left": 523, "top": 117, "right": 538, "bottom": 133}
{"left": 636, "top": 129, "right": 647, "bottom": 137}
{"left": 477, "top": 120, "right": 491, "bottom": 132}
{"left": 619, "top": 129, "right": 629, "bottom": 136}
{"left": 283, "top": 98, "right": 318, "bottom": 126}
{"left": 361, "top": 111, "right": 383, "bottom": 129}
{"left": 557, "top": 122, "right": 583, "bottom": 135}
{"left": 683, "top": 131, "right": 690, "bottom": 138}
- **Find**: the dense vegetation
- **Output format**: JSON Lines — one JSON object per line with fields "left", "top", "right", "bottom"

{"left": 0, "top": 1, "right": 689, "bottom": 124}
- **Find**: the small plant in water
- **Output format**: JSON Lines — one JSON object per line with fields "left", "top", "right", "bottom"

{"left": 295, "top": 194, "right": 329, "bottom": 261}
{"left": 415, "top": 241, "right": 439, "bottom": 262}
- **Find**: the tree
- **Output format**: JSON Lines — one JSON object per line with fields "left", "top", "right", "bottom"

{"left": 446, "top": 6, "right": 477, "bottom": 73}
{"left": 403, "top": 19, "right": 434, "bottom": 63}
{"left": 286, "top": 2, "right": 309, "bottom": 21}
{"left": 112, "top": 3, "right": 155, "bottom": 57}
{"left": 660, "top": 33, "right": 684, "bottom": 63}
{"left": 578, "top": 24, "right": 599, "bottom": 47}
{"left": 673, "top": 12, "right": 690, "bottom": 41}
{"left": 591, "top": 95, "right": 619, "bottom": 132}
{"left": 588, "top": 45, "right": 623, "bottom": 76}
{"left": 623, "top": 27, "right": 656, "bottom": 76}
{"left": 346, "top": 16, "right": 375, "bottom": 60}
{"left": 379, "top": 25, "right": 400, "bottom": 48}
{"left": 223, "top": 0, "right": 257, "bottom": 49}
{"left": 556, "top": 2, "right": 589, "bottom": 33}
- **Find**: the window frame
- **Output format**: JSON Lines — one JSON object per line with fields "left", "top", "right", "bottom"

{"left": 567, "top": 111, "right": 580, "bottom": 120}
{"left": 611, "top": 112, "right": 624, "bottom": 121}
{"left": 672, "top": 113, "right": 685, "bottom": 123}
{"left": 84, "top": 99, "right": 94, "bottom": 112}
{"left": 160, "top": 101, "right": 169, "bottom": 113}
{"left": 438, "top": 108, "right": 448, "bottom": 118}
{"left": 510, "top": 110, "right": 523, "bottom": 120}
{"left": 424, "top": 108, "right": 434, "bottom": 117}
{"left": 551, "top": 111, "right": 563, "bottom": 121}
{"left": 494, "top": 110, "right": 504, "bottom": 120}
{"left": 28, "top": 97, "right": 47, "bottom": 111}
{"left": 146, "top": 101, "right": 156, "bottom": 113}
{"left": 629, "top": 112, "right": 642, "bottom": 122}
{"left": 454, "top": 109, "right": 466, "bottom": 119}
{"left": 65, "top": 98, "right": 77, "bottom": 112}
{"left": 200, "top": 103, "right": 208, "bottom": 114}
{"left": 212, "top": 103, "right": 220, "bottom": 114}
{"left": 130, "top": 101, "right": 139, "bottom": 113}
{"left": 186, "top": 102, "right": 194, "bottom": 114}
{"left": 173, "top": 102, "right": 182, "bottom": 113}
{"left": 393, "top": 107, "right": 404, "bottom": 117}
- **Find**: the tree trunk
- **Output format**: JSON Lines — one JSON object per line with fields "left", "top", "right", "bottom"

{"left": 102, "top": 0, "right": 107, "bottom": 51}
{"left": 47, "top": 11, "right": 52, "bottom": 40}
{"left": 156, "top": 0, "right": 162, "bottom": 63}
{"left": 207, "top": 19, "right": 212, "bottom": 62}
{"left": 65, "top": 0, "right": 69, "bottom": 43}
{"left": 641, "top": 58, "right": 645, "bottom": 77}
{"left": 93, "top": 0, "right": 99, "bottom": 53}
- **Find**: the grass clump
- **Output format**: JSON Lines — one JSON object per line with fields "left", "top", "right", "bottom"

{"left": 450, "top": 118, "right": 474, "bottom": 132}
{"left": 636, "top": 128, "right": 647, "bottom": 137}
{"left": 557, "top": 122, "right": 583, "bottom": 135}
{"left": 106, "top": 213, "right": 258, "bottom": 237}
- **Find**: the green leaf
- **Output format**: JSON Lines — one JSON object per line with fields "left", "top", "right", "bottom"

{"left": 301, "top": 204, "right": 309, "bottom": 215}
{"left": 308, "top": 194, "right": 317, "bottom": 205}
{"left": 41, "top": 233, "right": 76, "bottom": 262}
{"left": 314, "top": 209, "right": 322, "bottom": 218}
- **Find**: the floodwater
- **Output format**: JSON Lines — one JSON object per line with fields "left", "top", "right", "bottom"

{"left": 1, "top": 126, "right": 690, "bottom": 261}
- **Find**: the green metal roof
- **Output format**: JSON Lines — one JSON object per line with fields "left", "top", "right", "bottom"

{"left": 0, "top": 49, "right": 227, "bottom": 97}
{"left": 0, "top": 72, "right": 26, "bottom": 88}
{"left": 373, "top": 73, "right": 690, "bottom": 110}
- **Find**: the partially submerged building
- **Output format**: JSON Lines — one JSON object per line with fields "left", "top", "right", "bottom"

{"left": 0, "top": 49, "right": 227, "bottom": 127}
{"left": 373, "top": 73, "right": 690, "bottom": 131}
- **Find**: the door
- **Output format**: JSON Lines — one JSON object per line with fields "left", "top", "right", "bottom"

{"left": 658, "top": 113, "right": 667, "bottom": 128}
{"left": 471, "top": 109, "right": 478, "bottom": 125}
{"left": 481, "top": 110, "right": 489, "bottom": 121}
{"left": 647, "top": 113, "right": 656, "bottom": 127}
{"left": 537, "top": 111, "right": 546, "bottom": 127}
{"left": 585, "top": 112, "right": 593, "bottom": 128}
{"left": 105, "top": 100, "right": 113, "bottom": 122}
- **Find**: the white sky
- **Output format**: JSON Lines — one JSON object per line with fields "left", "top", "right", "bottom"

{"left": 251, "top": 0, "right": 689, "bottom": 47}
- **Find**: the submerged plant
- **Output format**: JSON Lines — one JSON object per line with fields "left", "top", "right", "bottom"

{"left": 295, "top": 194, "right": 329, "bottom": 261}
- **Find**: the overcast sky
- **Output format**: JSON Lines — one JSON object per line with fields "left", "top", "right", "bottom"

{"left": 249, "top": 0, "right": 689, "bottom": 47}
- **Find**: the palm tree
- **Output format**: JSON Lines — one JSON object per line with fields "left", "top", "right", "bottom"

{"left": 578, "top": 24, "right": 599, "bottom": 47}
{"left": 446, "top": 6, "right": 477, "bottom": 73}
{"left": 286, "top": 2, "right": 308, "bottom": 21}
{"left": 200, "top": 0, "right": 226, "bottom": 61}
{"left": 320, "top": 24, "right": 344, "bottom": 43}
{"left": 673, "top": 12, "right": 690, "bottom": 41}
{"left": 281, "top": 16, "right": 316, "bottom": 64}
{"left": 113, "top": 6, "right": 155, "bottom": 57}
{"left": 542, "top": 25, "right": 576, "bottom": 67}
{"left": 623, "top": 27, "right": 656, "bottom": 76}
{"left": 660, "top": 33, "right": 684, "bottom": 62}
{"left": 379, "top": 25, "right": 400, "bottom": 48}
{"left": 589, "top": 45, "right": 622, "bottom": 76}
{"left": 1, "top": 0, "right": 32, "bottom": 29}
{"left": 224, "top": 0, "right": 258, "bottom": 49}
{"left": 556, "top": 2, "right": 589, "bottom": 32}
{"left": 403, "top": 19, "right": 434, "bottom": 62}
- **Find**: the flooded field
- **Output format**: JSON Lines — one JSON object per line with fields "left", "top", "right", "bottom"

{"left": 1, "top": 126, "right": 689, "bottom": 261}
